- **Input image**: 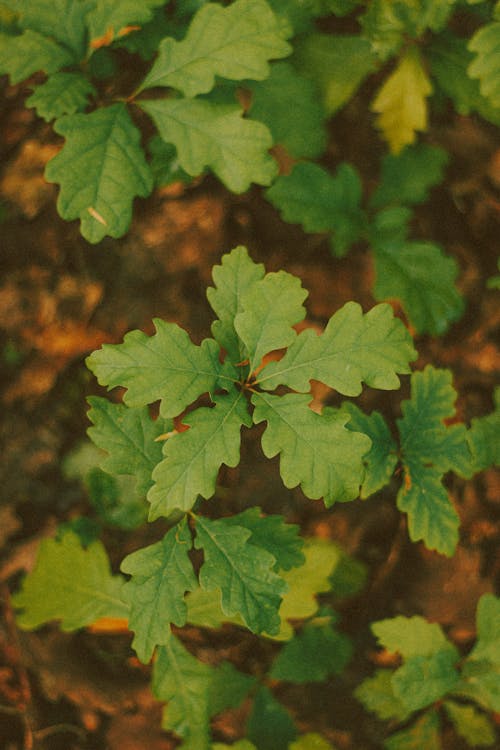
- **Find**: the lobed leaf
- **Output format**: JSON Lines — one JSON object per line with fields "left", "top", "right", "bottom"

{"left": 257, "top": 301, "right": 416, "bottom": 396}
{"left": 6, "top": 0, "right": 93, "bottom": 59}
{"left": 45, "top": 103, "right": 153, "bottom": 243}
{"left": 148, "top": 391, "right": 251, "bottom": 518}
{"left": 467, "top": 389, "right": 500, "bottom": 473}
{"left": 223, "top": 507, "right": 305, "bottom": 572}
{"left": 253, "top": 392, "right": 371, "bottom": 505}
{"left": 140, "top": 0, "right": 291, "bottom": 97}
{"left": 444, "top": 701, "right": 496, "bottom": 747}
{"left": 342, "top": 403, "right": 398, "bottom": 498}
{"left": 370, "top": 144, "right": 449, "bottom": 209}
{"left": 195, "top": 515, "right": 287, "bottom": 636}
{"left": 392, "top": 649, "right": 460, "bottom": 712}
{"left": 153, "top": 635, "right": 212, "bottom": 750}
{"left": 470, "top": 594, "right": 500, "bottom": 665}
{"left": 384, "top": 712, "right": 441, "bottom": 750}
{"left": 289, "top": 734, "right": 336, "bottom": 750}
{"left": 247, "top": 686, "right": 297, "bottom": 750}
{"left": 26, "top": 72, "right": 96, "bottom": 122}
{"left": 86, "top": 397, "right": 167, "bottom": 496}
{"left": 429, "top": 31, "right": 500, "bottom": 126}
{"left": 398, "top": 366, "right": 472, "bottom": 476}
{"left": 355, "top": 669, "right": 411, "bottom": 722}
{"left": 13, "top": 531, "right": 128, "bottom": 630}
{"left": 265, "top": 162, "right": 367, "bottom": 256}
{"left": 141, "top": 98, "right": 277, "bottom": 193}
{"left": 397, "top": 467, "right": 460, "bottom": 556}
{"left": 270, "top": 622, "right": 352, "bottom": 683}
{"left": 208, "top": 661, "right": 256, "bottom": 717}
{"left": 87, "top": 0, "right": 165, "bottom": 46}
{"left": 234, "top": 270, "right": 307, "bottom": 372}
{"left": 468, "top": 22, "right": 500, "bottom": 109}
{"left": 371, "top": 47, "right": 432, "bottom": 154}
{"left": 207, "top": 245, "right": 265, "bottom": 364}
{"left": 372, "top": 614, "right": 452, "bottom": 658}
{"left": 371, "top": 209, "right": 464, "bottom": 335}
{"left": 247, "top": 62, "right": 327, "bottom": 159}
{"left": 0, "top": 29, "right": 73, "bottom": 84}
{"left": 293, "top": 33, "right": 375, "bottom": 114}
{"left": 120, "top": 520, "right": 197, "bottom": 663}
{"left": 86, "top": 318, "right": 229, "bottom": 418}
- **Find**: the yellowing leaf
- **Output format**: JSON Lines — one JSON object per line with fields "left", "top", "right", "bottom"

{"left": 371, "top": 47, "right": 432, "bottom": 154}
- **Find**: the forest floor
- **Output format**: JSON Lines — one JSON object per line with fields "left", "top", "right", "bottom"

{"left": 0, "top": 71, "right": 499, "bottom": 750}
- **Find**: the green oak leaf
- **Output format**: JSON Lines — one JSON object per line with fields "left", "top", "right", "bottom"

{"left": 384, "top": 712, "right": 441, "bottom": 750}
{"left": 120, "top": 520, "right": 197, "bottom": 663}
{"left": 247, "top": 62, "right": 327, "bottom": 158}
{"left": 13, "top": 531, "right": 128, "bottom": 630}
{"left": 252, "top": 392, "right": 371, "bottom": 505}
{"left": 360, "top": 0, "right": 455, "bottom": 61}
{"left": 5, "top": 0, "right": 93, "bottom": 59}
{"left": 392, "top": 649, "right": 460, "bottom": 712}
{"left": 213, "top": 742, "right": 256, "bottom": 750}
{"left": 0, "top": 29, "right": 73, "bottom": 84}
{"left": 270, "top": 622, "right": 352, "bottom": 682}
{"left": 370, "top": 144, "right": 449, "bottom": 209}
{"left": 194, "top": 514, "right": 287, "bottom": 636}
{"left": 469, "top": 594, "right": 500, "bottom": 665}
{"left": 208, "top": 661, "right": 256, "bottom": 716}
{"left": 459, "top": 659, "right": 500, "bottom": 713}
{"left": 207, "top": 245, "right": 265, "bottom": 364}
{"left": 289, "top": 734, "right": 336, "bottom": 750}
{"left": 371, "top": 208, "right": 464, "bottom": 335}
{"left": 223, "top": 508, "right": 305, "bottom": 572}
{"left": 396, "top": 366, "right": 473, "bottom": 555}
{"left": 265, "top": 161, "right": 367, "bottom": 256}
{"left": 140, "top": 0, "right": 291, "bottom": 96}
{"left": 444, "top": 701, "right": 496, "bottom": 747}
{"left": 342, "top": 403, "right": 398, "bottom": 498}
{"left": 234, "top": 270, "right": 307, "bottom": 371}
{"left": 153, "top": 634, "right": 212, "bottom": 750}
{"left": 429, "top": 31, "right": 500, "bottom": 126}
{"left": 148, "top": 391, "right": 251, "bottom": 518}
{"left": 141, "top": 98, "right": 277, "bottom": 193}
{"left": 398, "top": 366, "right": 472, "bottom": 475}
{"left": 87, "top": 0, "right": 165, "bottom": 45}
{"left": 26, "top": 72, "right": 96, "bottom": 122}
{"left": 467, "top": 389, "right": 500, "bottom": 473}
{"left": 86, "top": 318, "right": 229, "bottom": 418}
{"left": 397, "top": 469, "right": 460, "bottom": 556}
{"left": 148, "top": 136, "right": 192, "bottom": 188}
{"left": 293, "top": 33, "right": 375, "bottom": 114}
{"left": 372, "top": 614, "right": 452, "bottom": 658}
{"left": 45, "top": 104, "right": 153, "bottom": 243}
{"left": 86, "top": 397, "right": 167, "bottom": 497}
{"left": 247, "top": 686, "right": 297, "bottom": 750}
{"left": 468, "top": 22, "right": 500, "bottom": 109}
{"left": 256, "top": 301, "right": 416, "bottom": 396}
{"left": 355, "top": 669, "right": 412, "bottom": 721}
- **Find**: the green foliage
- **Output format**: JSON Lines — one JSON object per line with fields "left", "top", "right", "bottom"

{"left": 45, "top": 104, "right": 153, "bottom": 243}
{"left": 357, "top": 596, "right": 500, "bottom": 748}
{"left": 87, "top": 246, "right": 415, "bottom": 521}
{"left": 12, "top": 531, "right": 128, "bottom": 629}
{"left": 139, "top": 0, "right": 291, "bottom": 96}
{"left": 121, "top": 520, "right": 197, "bottom": 663}
{"left": 26, "top": 71, "right": 96, "bottom": 121}
{"left": 247, "top": 686, "right": 297, "bottom": 750}
{"left": 140, "top": 98, "right": 278, "bottom": 194}
{"left": 247, "top": 62, "right": 327, "bottom": 158}
{"left": 266, "top": 144, "right": 463, "bottom": 335}
{"left": 347, "top": 365, "right": 475, "bottom": 556}
{"left": 468, "top": 19, "right": 500, "bottom": 109}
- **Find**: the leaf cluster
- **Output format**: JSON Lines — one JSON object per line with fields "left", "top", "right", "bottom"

{"left": 355, "top": 595, "right": 500, "bottom": 748}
